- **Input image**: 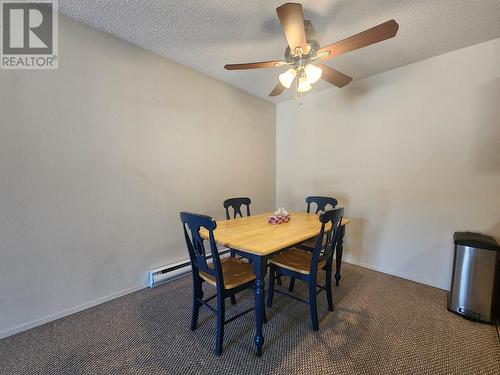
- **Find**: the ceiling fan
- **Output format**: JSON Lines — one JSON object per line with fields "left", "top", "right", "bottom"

{"left": 224, "top": 3, "right": 399, "bottom": 98}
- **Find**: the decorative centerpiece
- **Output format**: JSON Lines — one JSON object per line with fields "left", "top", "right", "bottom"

{"left": 268, "top": 208, "right": 291, "bottom": 225}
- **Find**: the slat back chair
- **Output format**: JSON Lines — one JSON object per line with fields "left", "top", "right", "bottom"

{"left": 309, "top": 208, "right": 344, "bottom": 276}
{"left": 223, "top": 197, "right": 251, "bottom": 220}
{"left": 180, "top": 211, "right": 256, "bottom": 355}
{"left": 289, "top": 196, "right": 339, "bottom": 291}
{"left": 181, "top": 212, "right": 222, "bottom": 288}
{"left": 267, "top": 207, "right": 344, "bottom": 331}
{"left": 306, "top": 196, "right": 338, "bottom": 214}
{"left": 223, "top": 197, "right": 253, "bottom": 293}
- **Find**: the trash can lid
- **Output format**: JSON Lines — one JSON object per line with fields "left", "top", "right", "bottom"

{"left": 453, "top": 232, "right": 499, "bottom": 251}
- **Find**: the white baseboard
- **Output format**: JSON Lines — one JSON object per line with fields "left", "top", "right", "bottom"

{"left": 0, "top": 251, "right": 229, "bottom": 340}
{"left": 342, "top": 256, "right": 447, "bottom": 291}
{"left": 0, "top": 284, "right": 146, "bottom": 340}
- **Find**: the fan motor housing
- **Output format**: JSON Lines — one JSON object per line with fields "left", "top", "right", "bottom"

{"left": 284, "top": 39, "right": 320, "bottom": 66}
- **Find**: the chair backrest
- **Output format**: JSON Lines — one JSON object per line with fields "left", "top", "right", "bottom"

{"left": 310, "top": 207, "right": 344, "bottom": 276}
{"left": 223, "top": 197, "right": 251, "bottom": 220}
{"left": 305, "top": 196, "right": 338, "bottom": 214}
{"left": 180, "top": 212, "right": 223, "bottom": 286}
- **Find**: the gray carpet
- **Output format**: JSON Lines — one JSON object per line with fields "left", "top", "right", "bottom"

{"left": 1, "top": 263, "right": 499, "bottom": 374}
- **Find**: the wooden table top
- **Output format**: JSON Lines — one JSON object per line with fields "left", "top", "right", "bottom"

{"left": 200, "top": 211, "right": 350, "bottom": 256}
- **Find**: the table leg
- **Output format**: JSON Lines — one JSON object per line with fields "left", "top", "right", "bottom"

{"left": 252, "top": 256, "right": 267, "bottom": 356}
{"left": 335, "top": 224, "right": 346, "bottom": 287}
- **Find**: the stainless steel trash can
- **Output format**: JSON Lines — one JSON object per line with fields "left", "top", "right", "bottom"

{"left": 448, "top": 232, "right": 499, "bottom": 323}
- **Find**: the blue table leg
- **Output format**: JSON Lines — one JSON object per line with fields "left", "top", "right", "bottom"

{"left": 335, "top": 224, "right": 346, "bottom": 287}
{"left": 252, "top": 255, "right": 267, "bottom": 356}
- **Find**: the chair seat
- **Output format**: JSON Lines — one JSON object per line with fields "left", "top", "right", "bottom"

{"left": 270, "top": 248, "right": 326, "bottom": 275}
{"left": 300, "top": 235, "right": 327, "bottom": 249}
{"left": 200, "top": 257, "right": 255, "bottom": 289}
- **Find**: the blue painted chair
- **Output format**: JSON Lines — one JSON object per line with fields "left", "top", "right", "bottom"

{"left": 288, "top": 195, "right": 339, "bottom": 292}
{"left": 180, "top": 211, "right": 256, "bottom": 355}
{"left": 223, "top": 197, "right": 251, "bottom": 219}
{"left": 266, "top": 207, "right": 344, "bottom": 331}
{"left": 305, "top": 196, "right": 338, "bottom": 214}
{"left": 223, "top": 197, "right": 253, "bottom": 302}
{"left": 223, "top": 197, "right": 284, "bottom": 288}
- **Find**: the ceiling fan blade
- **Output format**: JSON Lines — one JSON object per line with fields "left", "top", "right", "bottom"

{"left": 269, "top": 82, "right": 286, "bottom": 97}
{"left": 224, "top": 60, "right": 286, "bottom": 70}
{"left": 276, "top": 3, "right": 308, "bottom": 53}
{"left": 319, "top": 64, "right": 353, "bottom": 88}
{"left": 319, "top": 19, "right": 399, "bottom": 60}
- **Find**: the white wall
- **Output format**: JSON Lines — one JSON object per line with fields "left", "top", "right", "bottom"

{"left": 277, "top": 38, "right": 500, "bottom": 290}
{"left": 0, "top": 16, "right": 276, "bottom": 337}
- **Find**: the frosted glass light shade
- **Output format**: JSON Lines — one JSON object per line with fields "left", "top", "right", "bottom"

{"left": 305, "top": 64, "right": 322, "bottom": 84}
{"left": 297, "top": 75, "right": 312, "bottom": 92}
{"left": 278, "top": 68, "right": 297, "bottom": 88}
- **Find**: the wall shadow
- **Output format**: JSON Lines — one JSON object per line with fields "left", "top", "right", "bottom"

{"left": 471, "top": 77, "right": 500, "bottom": 174}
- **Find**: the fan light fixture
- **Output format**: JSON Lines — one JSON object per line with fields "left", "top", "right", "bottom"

{"left": 278, "top": 68, "right": 296, "bottom": 88}
{"left": 224, "top": 3, "right": 399, "bottom": 99}
{"left": 297, "top": 71, "right": 312, "bottom": 92}
{"left": 279, "top": 64, "right": 322, "bottom": 94}
{"left": 305, "top": 64, "right": 322, "bottom": 84}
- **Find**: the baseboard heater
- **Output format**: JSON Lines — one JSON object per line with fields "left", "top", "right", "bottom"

{"left": 147, "top": 248, "right": 230, "bottom": 288}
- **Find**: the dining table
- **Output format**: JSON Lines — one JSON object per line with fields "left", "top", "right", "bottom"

{"left": 200, "top": 210, "right": 350, "bottom": 356}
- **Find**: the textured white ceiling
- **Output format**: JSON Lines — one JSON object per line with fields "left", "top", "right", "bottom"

{"left": 60, "top": 0, "right": 500, "bottom": 102}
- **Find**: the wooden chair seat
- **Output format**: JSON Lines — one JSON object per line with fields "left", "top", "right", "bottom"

{"left": 200, "top": 257, "right": 255, "bottom": 289}
{"left": 300, "top": 235, "right": 327, "bottom": 249}
{"left": 267, "top": 207, "right": 344, "bottom": 332}
{"left": 270, "top": 248, "right": 326, "bottom": 275}
{"left": 181, "top": 212, "right": 257, "bottom": 355}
